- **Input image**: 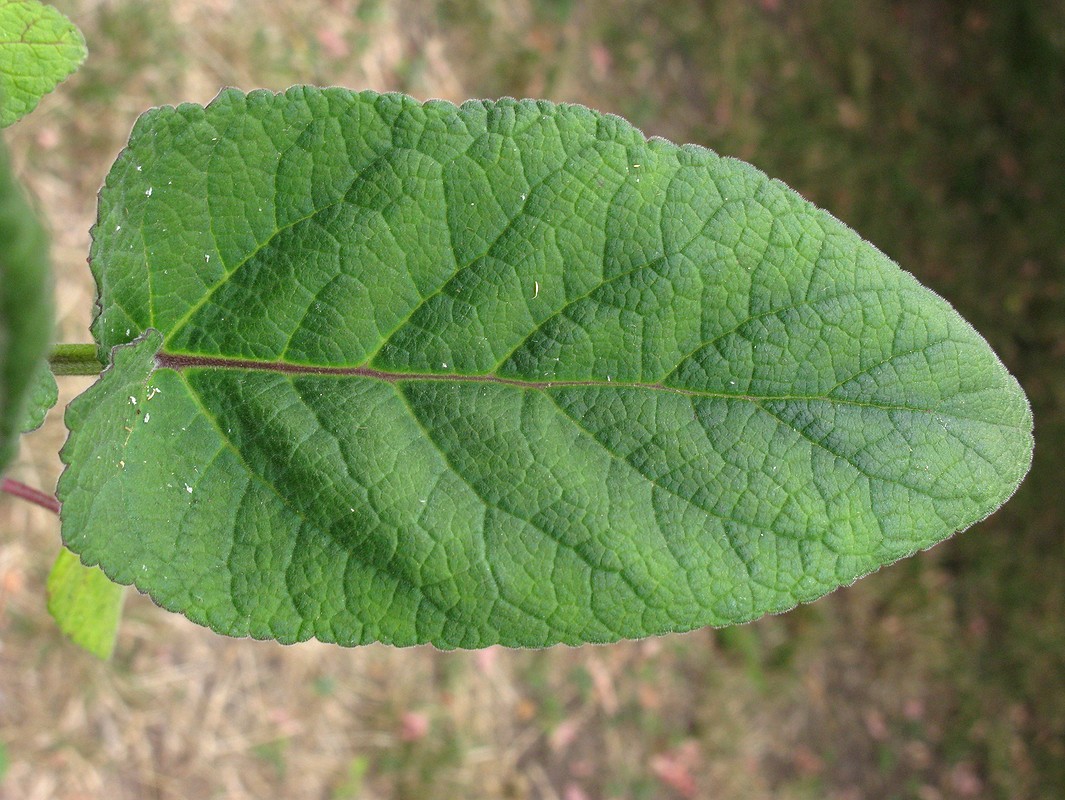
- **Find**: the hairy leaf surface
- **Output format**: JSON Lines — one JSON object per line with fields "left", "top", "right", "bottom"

{"left": 60, "top": 88, "right": 1033, "bottom": 647}
{"left": 0, "top": 0, "right": 85, "bottom": 127}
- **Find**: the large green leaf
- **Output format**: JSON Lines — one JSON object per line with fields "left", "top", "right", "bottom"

{"left": 59, "top": 88, "right": 1033, "bottom": 648}
{"left": 0, "top": 0, "right": 85, "bottom": 127}
{"left": 0, "top": 141, "right": 51, "bottom": 473}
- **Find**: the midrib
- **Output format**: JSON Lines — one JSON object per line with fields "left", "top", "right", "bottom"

{"left": 155, "top": 350, "right": 933, "bottom": 412}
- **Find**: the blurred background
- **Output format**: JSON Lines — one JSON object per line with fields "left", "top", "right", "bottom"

{"left": 1, "top": 1, "right": 1063, "bottom": 797}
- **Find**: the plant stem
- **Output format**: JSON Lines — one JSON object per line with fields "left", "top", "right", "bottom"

{"left": 0, "top": 478, "right": 60, "bottom": 514}
{"left": 50, "top": 343, "right": 103, "bottom": 376}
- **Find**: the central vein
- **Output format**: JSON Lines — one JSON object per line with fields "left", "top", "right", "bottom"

{"left": 154, "top": 350, "right": 931, "bottom": 412}
{"left": 156, "top": 350, "right": 712, "bottom": 395}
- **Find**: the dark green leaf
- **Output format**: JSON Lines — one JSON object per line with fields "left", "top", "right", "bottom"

{"left": 0, "top": 141, "right": 51, "bottom": 472}
{"left": 60, "top": 88, "right": 1033, "bottom": 647}
{"left": 20, "top": 357, "right": 55, "bottom": 432}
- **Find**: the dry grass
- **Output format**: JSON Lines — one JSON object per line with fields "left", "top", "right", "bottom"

{"left": 2, "top": 1, "right": 1060, "bottom": 798}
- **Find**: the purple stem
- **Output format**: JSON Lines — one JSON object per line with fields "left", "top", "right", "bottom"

{"left": 1, "top": 478, "right": 60, "bottom": 514}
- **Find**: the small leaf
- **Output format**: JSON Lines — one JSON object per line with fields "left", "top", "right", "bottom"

{"left": 60, "top": 88, "right": 1033, "bottom": 648}
{"left": 0, "top": 141, "right": 51, "bottom": 473}
{"left": 20, "top": 357, "right": 56, "bottom": 432}
{"left": 0, "top": 0, "right": 86, "bottom": 127}
{"left": 46, "top": 546, "right": 124, "bottom": 659}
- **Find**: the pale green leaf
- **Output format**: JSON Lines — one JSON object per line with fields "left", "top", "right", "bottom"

{"left": 46, "top": 546, "right": 124, "bottom": 659}
{"left": 0, "top": 141, "right": 51, "bottom": 472}
{"left": 0, "top": 0, "right": 85, "bottom": 126}
{"left": 59, "top": 88, "right": 1033, "bottom": 648}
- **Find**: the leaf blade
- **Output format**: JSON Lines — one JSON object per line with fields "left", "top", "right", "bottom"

{"left": 0, "top": 0, "right": 86, "bottom": 127}
{"left": 20, "top": 358, "right": 56, "bottom": 432}
{"left": 47, "top": 547, "right": 124, "bottom": 659}
{"left": 62, "top": 88, "right": 1033, "bottom": 647}
{"left": 0, "top": 141, "right": 51, "bottom": 472}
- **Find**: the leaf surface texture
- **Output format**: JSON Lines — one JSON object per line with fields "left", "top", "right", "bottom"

{"left": 60, "top": 88, "right": 1033, "bottom": 647}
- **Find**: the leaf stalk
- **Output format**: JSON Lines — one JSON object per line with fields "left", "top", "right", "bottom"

{"left": 0, "top": 478, "right": 60, "bottom": 514}
{"left": 49, "top": 343, "right": 102, "bottom": 376}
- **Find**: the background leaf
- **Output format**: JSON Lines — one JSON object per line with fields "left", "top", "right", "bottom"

{"left": 0, "top": 141, "right": 51, "bottom": 473}
{"left": 60, "top": 88, "right": 1033, "bottom": 648}
{"left": 19, "top": 358, "right": 55, "bottom": 432}
{"left": 46, "top": 546, "right": 124, "bottom": 659}
{"left": 0, "top": 0, "right": 85, "bottom": 127}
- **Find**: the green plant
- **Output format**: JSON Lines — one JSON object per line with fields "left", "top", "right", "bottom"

{"left": 0, "top": 2, "right": 1033, "bottom": 655}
